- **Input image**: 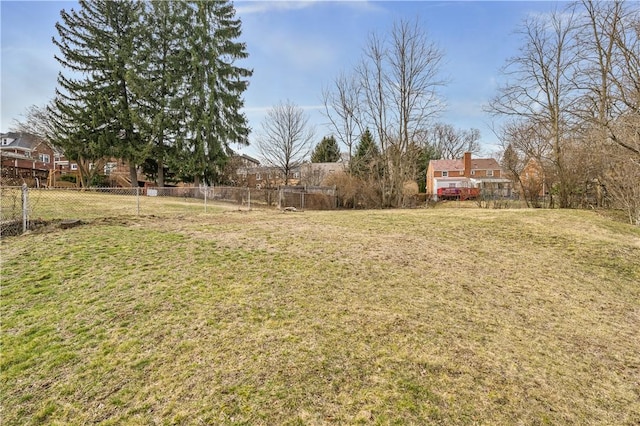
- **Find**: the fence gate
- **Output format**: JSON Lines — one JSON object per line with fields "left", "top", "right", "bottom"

{"left": 277, "top": 185, "right": 337, "bottom": 210}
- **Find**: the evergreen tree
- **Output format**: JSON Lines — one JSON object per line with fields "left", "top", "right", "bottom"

{"left": 416, "top": 143, "right": 440, "bottom": 193}
{"left": 351, "top": 128, "right": 381, "bottom": 178}
{"left": 180, "top": 1, "right": 252, "bottom": 185}
{"left": 132, "top": 0, "right": 190, "bottom": 186}
{"left": 311, "top": 135, "right": 341, "bottom": 163}
{"left": 50, "top": 0, "right": 252, "bottom": 188}
{"left": 51, "top": 0, "right": 146, "bottom": 187}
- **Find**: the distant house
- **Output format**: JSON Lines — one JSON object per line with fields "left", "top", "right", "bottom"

{"left": 240, "top": 166, "right": 302, "bottom": 189}
{"left": 426, "top": 152, "right": 512, "bottom": 200}
{"left": 300, "top": 161, "right": 347, "bottom": 186}
{"left": 520, "top": 158, "right": 547, "bottom": 197}
{"left": 0, "top": 132, "right": 55, "bottom": 184}
{"left": 236, "top": 154, "right": 261, "bottom": 169}
{"left": 235, "top": 154, "right": 314, "bottom": 188}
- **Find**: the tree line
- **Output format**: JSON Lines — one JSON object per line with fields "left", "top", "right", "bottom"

{"left": 257, "top": 19, "right": 481, "bottom": 207}
{"left": 316, "top": 1, "right": 638, "bottom": 220}
{"left": 11, "top": 1, "right": 638, "bottom": 222}
{"left": 490, "top": 0, "right": 639, "bottom": 223}
{"left": 14, "top": 0, "right": 251, "bottom": 188}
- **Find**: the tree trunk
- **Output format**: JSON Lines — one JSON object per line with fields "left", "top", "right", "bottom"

{"left": 129, "top": 163, "right": 138, "bottom": 188}
{"left": 157, "top": 159, "right": 165, "bottom": 187}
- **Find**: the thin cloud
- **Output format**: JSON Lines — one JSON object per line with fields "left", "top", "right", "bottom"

{"left": 235, "top": 1, "right": 322, "bottom": 15}
{"left": 236, "top": 0, "right": 381, "bottom": 15}
{"left": 260, "top": 31, "right": 336, "bottom": 71}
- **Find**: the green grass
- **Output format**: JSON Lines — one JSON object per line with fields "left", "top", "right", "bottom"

{"left": 1, "top": 204, "right": 639, "bottom": 424}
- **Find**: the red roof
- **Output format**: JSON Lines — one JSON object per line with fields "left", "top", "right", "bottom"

{"left": 430, "top": 159, "right": 463, "bottom": 171}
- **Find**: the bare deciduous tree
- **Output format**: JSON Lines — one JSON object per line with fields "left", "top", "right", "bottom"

{"left": 427, "top": 123, "right": 481, "bottom": 159}
{"left": 356, "top": 18, "right": 446, "bottom": 206}
{"left": 603, "top": 143, "right": 640, "bottom": 225}
{"left": 489, "top": 7, "right": 581, "bottom": 208}
{"left": 498, "top": 119, "right": 554, "bottom": 207}
{"left": 11, "top": 103, "right": 105, "bottom": 188}
{"left": 575, "top": 0, "right": 640, "bottom": 223}
{"left": 256, "top": 100, "right": 315, "bottom": 185}
{"left": 10, "top": 104, "right": 56, "bottom": 141}
{"left": 321, "top": 72, "right": 361, "bottom": 161}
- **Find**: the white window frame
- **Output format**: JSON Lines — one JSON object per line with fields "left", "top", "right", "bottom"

{"left": 70, "top": 163, "right": 78, "bottom": 171}
{"left": 39, "top": 153, "right": 51, "bottom": 163}
{"left": 487, "top": 170, "right": 494, "bottom": 177}
{"left": 442, "top": 171, "right": 448, "bottom": 177}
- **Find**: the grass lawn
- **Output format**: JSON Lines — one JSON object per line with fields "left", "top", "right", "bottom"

{"left": 1, "top": 204, "right": 639, "bottom": 424}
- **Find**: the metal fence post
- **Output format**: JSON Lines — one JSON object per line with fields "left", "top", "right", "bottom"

{"left": 204, "top": 185, "right": 208, "bottom": 213}
{"left": 247, "top": 188, "right": 251, "bottom": 211}
{"left": 136, "top": 186, "right": 140, "bottom": 215}
{"left": 277, "top": 187, "right": 282, "bottom": 209}
{"left": 21, "top": 183, "right": 28, "bottom": 234}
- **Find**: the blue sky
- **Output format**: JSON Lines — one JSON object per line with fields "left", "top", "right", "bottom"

{"left": 1, "top": 1, "right": 567, "bottom": 158}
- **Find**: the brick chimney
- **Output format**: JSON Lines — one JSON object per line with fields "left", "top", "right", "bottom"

{"left": 463, "top": 152, "right": 472, "bottom": 178}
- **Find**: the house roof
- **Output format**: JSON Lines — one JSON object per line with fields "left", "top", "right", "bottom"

{"left": 430, "top": 159, "right": 463, "bottom": 171}
{"left": 302, "top": 162, "right": 347, "bottom": 173}
{"left": 235, "top": 153, "right": 260, "bottom": 165}
{"left": 470, "top": 158, "right": 501, "bottom": 170}
{"left": 0, "top": 132, "right": 45, "bottom": 151}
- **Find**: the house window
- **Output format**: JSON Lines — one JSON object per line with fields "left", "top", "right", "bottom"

{"left": 487, "top": 170, "right": 494, "bottom": 177}
{"left": 104, "top": 162, "right": 117, "bottom": 175}
{"left": 256, "top": 173, "right": 262, "bottom": 181}
{"left": 70, "top": 164, "right": 78, "bottom": 171}
{"left": 1, "top": 138, "right": 8, "bottom": 146}
{"left": 442, "top": 171, "right": 448, "bottom": 177}
{"left": 470, "top": 170, "right": 475, "bottom": 176}
{"left": 39, "top": 153, "right": 51, "bottom": 163}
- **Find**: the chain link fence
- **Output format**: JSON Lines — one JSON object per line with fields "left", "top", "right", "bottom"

{"left": 1, "top": 185, "right": 338, "bottom": 236}
{"left": 277, "top": 185, "right": 338, "bottom": 210}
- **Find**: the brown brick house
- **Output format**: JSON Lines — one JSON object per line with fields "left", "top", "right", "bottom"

{"left": 1, "top": 132, "right": 55, "bottom": 184}
{"left": 426, "top": 152, "right": 512, "bottom": 200}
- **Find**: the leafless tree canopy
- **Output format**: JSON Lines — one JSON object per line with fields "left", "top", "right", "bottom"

{"left": 357, "top": 19, "right": 446, "bottom": 153}
{"left": 256, "top": 100, "right": 315, "bottom": 185}
{"left": 427, "top": 123, "right": 481, "bottom": 159}
{"left": 321, "top": 17, "right": 448, "bottom": 206}
{"left": 577, "top": 0, "right": 640, "bottom": 156}
{"left": 321, "top": 72, "right": 361, "bottom": 161}
{"left": 10, "top": 104, "right": 56, "bottom": 142}
{"left": 488, "top": 1, "right": 640, "bottom": 221}
{"left": 488, "top": 7, "right": 581, "bottom": 208}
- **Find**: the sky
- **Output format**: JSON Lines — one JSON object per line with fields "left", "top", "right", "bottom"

{"left": 1, "top": 0, "right": 568, "bottom": 159}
